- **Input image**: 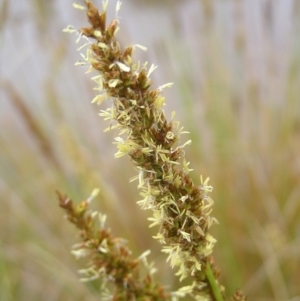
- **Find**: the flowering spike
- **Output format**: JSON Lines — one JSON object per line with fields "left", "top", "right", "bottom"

{"left": 57, "top": 191, "right": 172, "bottom": 300}
{"left": 64, "top": 1, "right": 241, "bottom": 300}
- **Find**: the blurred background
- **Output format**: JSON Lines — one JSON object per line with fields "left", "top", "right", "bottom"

{"left": 1, "top": 0, "right": 300, "bottom": 300}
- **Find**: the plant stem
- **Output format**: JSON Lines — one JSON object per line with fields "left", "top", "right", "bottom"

{"left": 205, "top": 262, "right": 224, "bottom": 301}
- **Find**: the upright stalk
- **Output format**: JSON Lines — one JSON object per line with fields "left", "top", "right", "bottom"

{"left": 62, "top": 1, "right": 247, "bottom": 300}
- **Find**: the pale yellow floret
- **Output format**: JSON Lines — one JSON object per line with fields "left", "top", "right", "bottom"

{"left": 73, "top": 3, "right": 86, "bottom": 10}
{"left": 79, "top": 268, "right": 100, "bottom": 282}
{"left": 181, "top": 139, "right": 192, "bottom": 149}
{"left": 195, "top": 225, "right": 205, "bottom": 236}
{"left": 75, "top": 61, "right": 86, "bottom": 66}
{"left": 117, "top": 110, "right": 131, "bottom": 122}
{"left": 147, "top": 64, "right": 158, "bottom": 77}
{"left": 71, "top": 248, "right": 90, "bottom": 260}
{"left": 141, "top": 147, "right": 153, "bottom": 155}
{"left": 141, "top": 134, "right": 155, "bottom": 148}
{"left": 91, "top": 74, "right": 102, "bottom": 81}
{"left": 85, "top": 65, "right": 96, "bottom": 74}
{"left": 175, "top": 259, "right": 189, "bottom": 281}
{"left": 114, "top": 26, "right": 120, "bottom": 35}
{"left": 91, "top": 211, "right": 99, "bottom": 219}
{"left": 138, "top": 170, "right": 145, "bottom": 188}
{"left": 189, "top": 256, "right": 202, "bottom": 275}
{"left": 103, "top": 123, "right": 122, "bottom": 132}
{"left": 158, "top": 82, "right": 173, "bottom": 91}
{"left": 172, "top": 120, "right": 180, "bottom": 131}
{"left": 119, "top": 127, "right": 131, "bottom": 136}
{"left": 154, "top": 145, "right": 170, "bottom": 162}
{"left": 124, "top": 55, "right": 132, "bottom": 66}
{"left": 86, "top": 188, "right": 100, "bottom": 203}
{"left": 102, "top": 0, "right": 109, "bottom": 11}
{"left": 116, "top": 61, "right": 130, "bottom": 72}
{"left": 181, "top": 215, "right": 188, "bottom": 229}
{"left": 114, "top": 138, "right": 140, "bottom": 158}
{"left": 199, "top": 234, "right": 216, "bottom": 256}
{"left": 114, "top": 98, "right": 125, "bottom": 109}
{"left": 171, "top": 111, "right": 176, "bottom": 120}
{"left": 99, "top": 108, "right": 117, "bottom": 121}
{"left": 78, "top": 266, "right": 98, "bottom": 276}
{"left": 166, "top": 131, "right": 175, "bottom": 140}
{"left": 108, "top": 79, "right": 121, "bottom": 88}
{"left": 148, "top": 210, "right": 164, "bottom": 228}
{"left": 153, "top": 96, "right": 165, "bottom": 110}
{"left": 133, "top": 44, "right": 147, "bottom": 51}
{"left": 98, "top": 213, "right": 107, "bottom": 228}
{"left": 93, "top": 30, "right": 102, "bottom": 38}
{"left": 129, "top": 174, "right": 139, "bottom": 183}
{"left": 137, "top": 185, "right": 159, "bottom": 209}
{"left": 206, "top": 216, "right": 215, "bottom": 229}
{"left": 176, "top": 282, "right": 196, "bottom": 295}
{"left": 161, "top": 165, "right": 174, "bottom": 182}
{"left": 98, "top": 238, "right": 109, "bottom": 253}
{"left": 152, "top": 233, "right": 166, "bottom": 244}
{"left": 206, "top": 234, "right": 217, "bottom": 244}
{"left": 143, "top": 62, "right": 149, "bottom": 69}
{"left": 116, "top": 1, "right": 122, "bottom": 14}
{"left": 80, "top": 52, "right": 89, "bottom": 61}
{"left": 158, "top": 196, "right": 179, "bottom": 213}
{"left": 77, "top": 43, "right": 90, "bottom": 51}
{"left": 182, "top": 159, "right": 193, "bottom": 173}
{"left": 62, "top": 25, "right": 76, "bottom": 33}
{"left": 138, "top": 249, "right": 151, "bottom": 261}
{"left": 202, "top": 197, "right": 214, "bottom": 210}
{"left": 92, "top": 77, "right": 104, "bottom": 90}
{"left": 76, "top": 33, "right": 84, "bottom": 44}
{"left": 200, "top": 176, "right": 213, "bottom": 192}
{"left": 173, "top": 175, "right": 182, "bottom": 188}
{"left": 108, "top": 62, "right": 116, "bottom": 70}
{"left": 92, "top": 93, "right": 107, "bottom": 105}
{"left": 179, "top": 230, "right": 191, "bottom": 242}
{"left": 98, "top": 42, "right": 107, "bottom": 48}
{"left": 145, "top": 105, "right": 151, "bottom": 118}
{"left": 137, "top": 196, "right": 155, "bottom": 210}
{"left": 80, "top": 274, "right": 100, "bottom": 282}
{"left": 180, "top": 195, "right": 189, "bottom": 203}
{"left": 194, "top": 295, "right": 211, "bottom": 301}
{"left": 162, "top": 245, "right": 181, "bottom": 268}
{"left": 186, "top": 210, "right": 200, "bottom": 224}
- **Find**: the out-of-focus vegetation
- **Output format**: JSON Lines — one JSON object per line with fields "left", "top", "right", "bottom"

{"left": 0, "top": 0, "right": 299, "bottom": 300}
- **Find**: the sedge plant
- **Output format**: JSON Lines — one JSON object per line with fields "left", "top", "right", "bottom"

{"left": 59, "top": 1, "right": 247, "bottom": 300}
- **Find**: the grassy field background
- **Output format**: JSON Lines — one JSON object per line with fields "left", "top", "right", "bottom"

{"left": 1, "top": 0, "right": 300, "bottom": 300}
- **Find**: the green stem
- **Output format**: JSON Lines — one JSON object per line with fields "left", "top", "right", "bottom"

{"left": 205, "top": 262, "right": 225, "bottom": 301}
